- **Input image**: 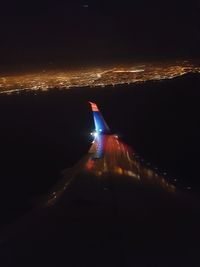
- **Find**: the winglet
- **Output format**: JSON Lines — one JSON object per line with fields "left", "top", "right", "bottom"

{"left": 89, "top": 102, "right": 111, "bottom": 134}
{"left": 88, "top": 102, "right": 99, "bottom": 112}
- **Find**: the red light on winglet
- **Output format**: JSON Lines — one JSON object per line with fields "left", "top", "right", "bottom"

{"left": 89, "top": 102, "right": 99, "bottom": 112}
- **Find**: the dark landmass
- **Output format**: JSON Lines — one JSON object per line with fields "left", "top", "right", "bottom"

{"left": 1, "top": 172, "right": 200, "bottom": 267}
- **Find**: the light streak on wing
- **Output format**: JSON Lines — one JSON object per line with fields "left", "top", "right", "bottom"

{"left": 126, "top": 151, "right": 131, "bottom": 162}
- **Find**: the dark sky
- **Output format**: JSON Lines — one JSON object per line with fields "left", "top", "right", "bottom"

{"left": 0, "top": 0, "right": 200, "bottom": 68}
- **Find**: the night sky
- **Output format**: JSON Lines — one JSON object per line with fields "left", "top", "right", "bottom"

{"left": 0, "top": 0, "right": 200, "bottom": 68}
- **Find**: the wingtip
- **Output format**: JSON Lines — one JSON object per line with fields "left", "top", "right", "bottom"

{"left": 88, "top": 101, "right": 99, "bottom": 112}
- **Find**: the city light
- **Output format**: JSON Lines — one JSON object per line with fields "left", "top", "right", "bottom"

{"left": 0, "top": 61, "right": 199, "bottom": 95}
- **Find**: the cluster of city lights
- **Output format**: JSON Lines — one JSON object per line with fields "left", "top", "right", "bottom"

{"left": 0, "top": 61, "right": 199, "bottom": 95}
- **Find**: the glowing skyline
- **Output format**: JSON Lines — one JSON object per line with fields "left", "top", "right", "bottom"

{"left": 0, "top": 61, "right": 199, "bottom": 95}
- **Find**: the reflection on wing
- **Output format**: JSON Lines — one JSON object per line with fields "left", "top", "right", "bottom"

{"left": 46, "top": 102, "right": 175, "bottom": 207}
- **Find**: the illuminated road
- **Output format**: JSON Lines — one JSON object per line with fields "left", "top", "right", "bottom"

{"left": 0, "top": 102, "right": 199, "bottom": 267}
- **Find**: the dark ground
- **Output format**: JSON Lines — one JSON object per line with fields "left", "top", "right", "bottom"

{"left": 0, "top": 72, "right": 199, "bottom": 227}
{"left": 0, "top": 171, "right": 200, "bottom": 266}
